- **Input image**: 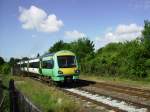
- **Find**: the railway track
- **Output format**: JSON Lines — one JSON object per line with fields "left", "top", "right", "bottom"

{"left": 64, "top": 88, "right": 148, "bottom": 112}
{"left": 78, "top": 87, "right": 150, "bottom": 110}
{"left": 62, "top": 88, "right": 126, "bottom": 112}
{"left": 77, "top": 79, "right": 150, "bottom": 108}
{"left": 29, "top": 77, "right": 150, "bottom": 112}
{"left": 79, "top": 79, "right": 150, "bottom": 99}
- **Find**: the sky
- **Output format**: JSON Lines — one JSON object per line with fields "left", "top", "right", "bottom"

{"left": 0, "top": 0, "right": 150, "bottom": 60}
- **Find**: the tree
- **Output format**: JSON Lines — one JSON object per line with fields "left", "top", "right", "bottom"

{"left": 142, "top": 20, "right": 150, "bottom": 57}
{"left": 9, "top": 57, "right": 15, "bottom": 66}
{"left": 0, "top": 57, "right": 5, "bottom": 66}
{"left": 9, "top": 57, "right": 20, "bottom": 67}
{"left": 37, "top": 53, "right": 40, "bottom": 57}
{"left": 22, "top": 57, "right": 29, "bottom": 61}
{"left": 0, "top": 57, "right": 10, "bottom": 74}
{"left": 48, "top": 38, "right": 95, "bottom": 63}
{"left": 71, "top": 38, "right": 95, "bottom": 62}
{"left": 142, "top": 20, "right": 150, "bottom": 40}
{"left": 1, "top": 63, "right": 10, "bottom": 74}
{"left": 49, "top": 40, "right": 71, "bottom": 53}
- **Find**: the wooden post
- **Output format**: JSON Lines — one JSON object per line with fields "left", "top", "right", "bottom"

{"left": 0, "top": 79, "right": 3, "bottom": 108}
{"left": 9, "top": 79, "right": 19, "bottom": 112}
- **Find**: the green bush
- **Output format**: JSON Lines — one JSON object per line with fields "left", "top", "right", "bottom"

{"left": 0, "top": 63, "right": 10, "bottom": 74}
{"left": 81, "top": 40, "right": 150, "bottom": 80}
{"left": 145, "top": 59, "right": 150, "bottom": 67}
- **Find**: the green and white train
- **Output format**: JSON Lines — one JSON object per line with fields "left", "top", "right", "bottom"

{"left": 17, "top": 50, "right": 80, "bottom": 82}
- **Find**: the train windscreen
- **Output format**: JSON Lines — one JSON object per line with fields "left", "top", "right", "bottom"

{"left": 57, "top": 56, "right": 76, "bottom": 68}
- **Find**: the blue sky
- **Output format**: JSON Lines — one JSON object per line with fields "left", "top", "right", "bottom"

{"left": 0, "top": 0, "right": 150, "bottom": 60}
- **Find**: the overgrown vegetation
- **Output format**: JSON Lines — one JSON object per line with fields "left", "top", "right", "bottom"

{"left": 0, "top": 74, "right": 81, "bottom": 112}
{"left": 80, "top": 73, "right": 150, "bottom": 89}
{"left": 0, "top": 57, "right": 10, "bottom": 74}
{"left": 15, "top": 77, "right": 81, "bottom": 112}
{"left": 0, "top": 57, "right": 21, "bottom": 74}
{"left": 0, "top": 74, "right": 12, "bottom": 112}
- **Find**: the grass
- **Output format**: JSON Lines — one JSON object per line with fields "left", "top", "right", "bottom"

{"left": 0, "top": 74, "right": 12, "bottom": 112}
{"left": 14, "top": 76, "right": 81, "bottom": 112}
{"left": 0, "top": 74, "right": 81, "bottom": 112}
{"left": 80, "top": 73, "right": 150, "bottom": 89}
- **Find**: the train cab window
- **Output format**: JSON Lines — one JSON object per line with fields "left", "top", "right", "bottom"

{"left": 42, "top": 60, "right": 54, "bottom": 69}
{"left": 57, "top": 56, "right": 76, "bottom": 68}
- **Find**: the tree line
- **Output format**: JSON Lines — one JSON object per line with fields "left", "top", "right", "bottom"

{"left": 1, "top": 20, "right": 150, "bottom": 80}
{"left": 0, "top": 57, "right": 20, "bottom": 74}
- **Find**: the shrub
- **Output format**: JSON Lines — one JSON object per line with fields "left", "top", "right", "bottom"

{"left": 0, "top": 63, "right": 10, "bottom": 74}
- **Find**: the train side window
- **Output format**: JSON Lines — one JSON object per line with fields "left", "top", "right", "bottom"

{"left": 42, "top": 60, "right": 54, "bottom": 69}
{"left": 42, "top": 61, "right": 47, "bottom": 68}
{"left": 29, "top": 62, "right": 39, "bottom": 68}
{"left": 34, "top": 62, "right": 39, "bottom": 68}
{"left": 47, "top": 60, "right": 54, "bottom": 69}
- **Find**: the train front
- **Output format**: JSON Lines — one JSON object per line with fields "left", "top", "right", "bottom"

{"left": 55, "top": 50, "right": 80, "bottom": 82}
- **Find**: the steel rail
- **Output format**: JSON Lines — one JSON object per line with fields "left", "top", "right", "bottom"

{"left": 79, "top": 79, "right": 150, "bottom": 99}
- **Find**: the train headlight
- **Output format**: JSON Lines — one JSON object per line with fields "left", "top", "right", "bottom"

{"left": 58, "top": 70, "right": 63, "bottom": 74}
{"left": 75, "top": 69, "right": 80, "bottom": 73}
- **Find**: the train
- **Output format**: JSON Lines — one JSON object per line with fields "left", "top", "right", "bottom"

{"left": 17, "top": 50, "right": 80, "bottom": 82}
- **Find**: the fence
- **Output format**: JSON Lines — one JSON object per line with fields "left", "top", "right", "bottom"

{"left": 0, "top": 79, "right": 7, "bottom": 112}
{"left": 17, "top": 92, "right": 42, "bottom": 112}
{"left": 9, "top": 79, "right": 42, "bottom": 112}
{"left": 0, "top": 79, "right": 3, "bottom": 110}
{"left": 0, "top": 79, "right": 42, "bottom": 112}
{"left": 0, "top": 80, "right": 3, "bottom": 102}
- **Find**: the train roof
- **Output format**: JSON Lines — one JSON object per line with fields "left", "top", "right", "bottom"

{"left": 55, "top": 50, "right": 75, "bottom": 56}
{"left": 28, "top": 58, "right": 39, "bottom": 63}
{"left": 37, "top": 50, "right": 75, "bottom": 58}
{"left": 41, "top": 53, "right": 54, "bottom": 57}
{"left": 17, "top": 50, "right": 75, "bottom": 63}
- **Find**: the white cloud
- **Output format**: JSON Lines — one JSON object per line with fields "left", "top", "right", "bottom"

{"left": 116, "top": 24, "right": 143, "bottom": 34}
{"left": 19, "top": 5, "right": 63, "bottom": 33}
{"left": 64, "top": 30, "right": 86, "bottom": 41}
{"left": 95, "top": 24, "right": 143, "bottom": 49}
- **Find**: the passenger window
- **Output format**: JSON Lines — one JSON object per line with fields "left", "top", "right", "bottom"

{"left": 42, "top": 61, "right": 47, "bottom": 68}
{"left": 42, "top": 60, "right": 54, "bottom": 69}
{"left": 29, "top": 62, "right": 39, "bottom": 68}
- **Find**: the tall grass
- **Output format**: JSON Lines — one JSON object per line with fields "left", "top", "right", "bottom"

{"left": 80, "top": 73, "right": 150, "bottom": 89}
{"left": 15, "top": 77, "right": 81, "bottom": 112}
{"left": 0, "top": 74, "right": 81, "bottom": 112}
